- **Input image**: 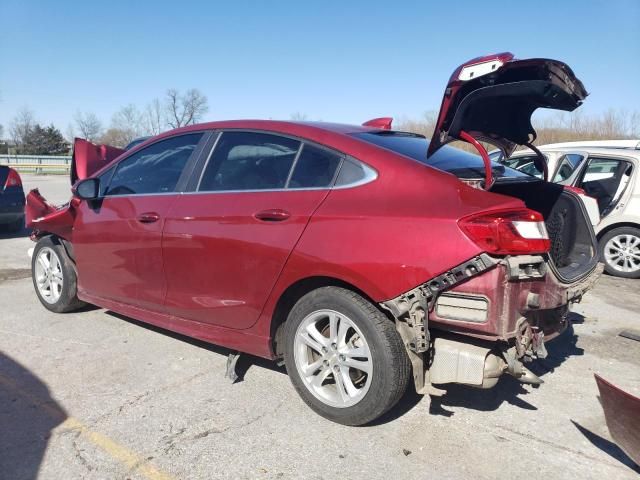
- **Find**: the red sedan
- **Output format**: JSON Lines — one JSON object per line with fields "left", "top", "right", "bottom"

{"left": 26, "top": 54, "right": 601, "bottom": 425}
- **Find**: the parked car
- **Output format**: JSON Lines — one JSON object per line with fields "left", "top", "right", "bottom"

{"left": 496, "top": 143, "right": 640, "bottom": 278}
{"left": 26, "top": 53, "right": 602, "bottom": 425}
{"left": 0, "top": 166, "right": 25, "bottom": 232}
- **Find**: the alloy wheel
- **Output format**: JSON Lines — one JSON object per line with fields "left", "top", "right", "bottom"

{"left": 293, "top": 309, "right": 373, "bottom": 408}
{"left": 34, "top": 247, "right": 64, "bottom": 304}
{"left": 604, "top": 233, "right": 640, "bottom": 274}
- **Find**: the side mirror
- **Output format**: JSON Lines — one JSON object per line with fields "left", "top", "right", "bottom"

{"left": 73, "top": 178, "right": 100, "bottom": 200}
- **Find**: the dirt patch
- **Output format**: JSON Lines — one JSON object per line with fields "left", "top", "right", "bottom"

{"left": 0, "top": 268, "right": 31, "bottom": 282}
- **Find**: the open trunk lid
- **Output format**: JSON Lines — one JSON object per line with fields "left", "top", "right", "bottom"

{"left": 427, "top": 53, "right": 588, "bottom": 159}
{"left": 71, "top": 138, "right": 125, "bottom": 184}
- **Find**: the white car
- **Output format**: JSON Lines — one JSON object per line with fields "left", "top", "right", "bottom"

{"left": 494, "top": 141, "right": 640, "bottom": 279}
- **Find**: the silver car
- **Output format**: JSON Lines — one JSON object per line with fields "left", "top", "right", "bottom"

{"left": 495, "top": 141, "right": 640, "bottom": 278}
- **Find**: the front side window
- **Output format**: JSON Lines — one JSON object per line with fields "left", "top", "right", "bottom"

{"left": 105, "top": 133, "right": 203, "bottom": 196}
{"left": 199, "top": 132, "right": 301, "bottom": 191}
{"left": 552, "top": 154, "right": 583, "bottom": 182}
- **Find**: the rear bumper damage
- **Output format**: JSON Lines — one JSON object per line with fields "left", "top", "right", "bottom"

{"left": 381, "top": 254, "right": 603, "bottom": 394}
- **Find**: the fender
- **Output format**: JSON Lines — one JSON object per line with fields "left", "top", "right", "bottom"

{"left": 25, "top": 189, "right": 78, "bottom": 241}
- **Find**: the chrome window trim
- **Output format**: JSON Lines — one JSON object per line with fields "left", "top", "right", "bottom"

{"left": 192, "top": 129, "right": 378, "bottom": 194}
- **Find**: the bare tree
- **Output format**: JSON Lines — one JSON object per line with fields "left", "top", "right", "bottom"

{"left": 290, "top": 112, "right": 309, "bottom": 121}
{"left": 0, "top": 124, "right": 4, "bottom": 141}
{"left": 108, "top": 104, "right": 145, "bottom": 145}
{"left": 9, "top": 107, "right": 36, "bottom": 146}
{"left": 144, "top": 98, "right": 165, "bottom": 135}
{"left": 74, "top": 111, "right": 103, "bottom": 142}
{"left": 65, "top": 124, "right": 76, "bottom": 143}
{"left": 165, "top": 88, "right": 208, "bottom": 128}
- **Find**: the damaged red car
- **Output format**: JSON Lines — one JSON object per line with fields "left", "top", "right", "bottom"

{"left": 27, "top": 53, "right": 602, "bottom": 425}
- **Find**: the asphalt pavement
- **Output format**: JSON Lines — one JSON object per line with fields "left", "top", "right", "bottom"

{"left": 1, "top": 174, "right": 638, "bottom": 479}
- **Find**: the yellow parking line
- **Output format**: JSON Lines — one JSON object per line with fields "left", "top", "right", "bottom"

{"left": 0, "top": 373, "right": 174, "bottom": 480}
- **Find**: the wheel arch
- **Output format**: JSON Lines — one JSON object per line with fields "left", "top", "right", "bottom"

{"left": 596, "top": 221, "right": 640, "bottom": 242}
{"left": 269, "top": 275, "right": 386, "bottom": 358}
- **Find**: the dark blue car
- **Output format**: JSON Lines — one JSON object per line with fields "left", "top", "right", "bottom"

{"left": 0, "top": 166, "right": 25, "bottom": 232}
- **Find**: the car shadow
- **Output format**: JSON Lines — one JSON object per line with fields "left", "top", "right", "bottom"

{"left": 571, "top": 420, "right": 640, "bottom": 472}
{"left": 105, "top": 311, "right": 586, "bottom": 423}
{"left": 0, "top": 352, "right": 67, "bottom": 480}
{"left": 427, "top": 316, "right": 585, "bottom": 416}
{"left": 105, "top": 312, "right": 288, "bottom": 379}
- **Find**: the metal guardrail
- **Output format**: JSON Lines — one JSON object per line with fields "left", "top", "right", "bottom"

{"left": 0, "top": 154, "right": 71, "bottom": 174}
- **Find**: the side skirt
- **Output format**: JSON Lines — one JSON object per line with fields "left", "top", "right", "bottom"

{"left": 77, "top": 291, "right": 275, "bottom": 359}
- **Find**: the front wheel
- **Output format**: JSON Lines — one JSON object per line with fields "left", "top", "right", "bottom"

{"left": 599, "top": 226, "right": 640, "bottom": 279}
{"left": 31, "top": 236, "right": 85, "bottom": 313}
{"left": 283, "top": 286, "right": 410, "bottom": 425}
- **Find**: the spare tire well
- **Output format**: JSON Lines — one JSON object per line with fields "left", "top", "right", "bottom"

{"left": 270, "top": 276, "right": 380, "bottom": 358}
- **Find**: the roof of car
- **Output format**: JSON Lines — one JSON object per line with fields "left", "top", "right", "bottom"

{"left": 510, "top": 146, "right": 640, "bottom": 161}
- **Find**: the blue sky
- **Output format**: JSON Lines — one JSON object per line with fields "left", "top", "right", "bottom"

{"left": 1, "top": 0, "right": 639, "bottom": 134}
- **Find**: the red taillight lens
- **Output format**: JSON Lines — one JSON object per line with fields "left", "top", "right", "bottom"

{"left": 459, "top": 208, "right": 550, "bottom": 255}
{"left": 5, "top": 168, "right": 22, "bottom": 188}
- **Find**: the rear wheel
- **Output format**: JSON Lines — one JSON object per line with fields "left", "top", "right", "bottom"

{"left": 283, "top": 286, "right": 410, "bottom": 425}
{"left": 31, "top": 236, "right": 85, "bottom": 312}
{"left": 600, "top": 226, "right": 640, "bottom": 279}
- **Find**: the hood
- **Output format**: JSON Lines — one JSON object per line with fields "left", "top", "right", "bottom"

{"left": 427, "top": 53, "right": 588, "bottom": 158}
{"left": 71, "top": 138, "right": 125, "bottom": 184}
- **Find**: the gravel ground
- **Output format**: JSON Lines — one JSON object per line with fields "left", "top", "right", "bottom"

{"left": 0, "top": 175, "right": 638, "bottom": 480}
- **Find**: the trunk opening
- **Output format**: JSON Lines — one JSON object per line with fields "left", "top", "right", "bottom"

{"left": 491, "top": 181, "right": 598, "bottom": 283}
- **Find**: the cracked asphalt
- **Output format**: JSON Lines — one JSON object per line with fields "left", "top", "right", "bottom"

{"left": 1, "top": 175, "right": 639, "bottom": 479}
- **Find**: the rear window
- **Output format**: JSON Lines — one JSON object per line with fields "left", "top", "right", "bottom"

{"left": 352, "top": 131, "right": 533, "bottom": 181}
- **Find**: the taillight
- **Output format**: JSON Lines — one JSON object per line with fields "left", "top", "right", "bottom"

{"left": 459, "top": 208, "right": 550, "bottom": 255}
{"left": 5, "top": 168, "right": 22, "bottom": 188}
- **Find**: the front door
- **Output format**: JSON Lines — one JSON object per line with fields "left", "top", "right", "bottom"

{"left": 162, "top": 131, "right": 343, "bottom": 329}
{"left": 73, "top": 133, "right": 205, "bottom": 309}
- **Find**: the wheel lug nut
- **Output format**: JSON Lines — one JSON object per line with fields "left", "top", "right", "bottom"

{"left": 331, "top": 343, "right": 337, "bottom": 350}
{"left": 333, "top": 365, "right": 339, "bottom": 372}
{"left": 339, "top": 354, "right": 345, "bottom": 361}
{"left": 321, "top": 347, "right": 328, "bottom": 353}
{"left": 323, "top": 359, "right": 329, "bottom": 366}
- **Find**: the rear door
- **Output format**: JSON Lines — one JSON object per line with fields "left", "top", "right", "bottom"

{"left": 574, "top": 156, "right": 634, "bottom": 216}
{"left": 162, "top": 130, "right": 343, "bottom": 329}
{"left": 73, "top": 133, "right": 205, "bottom": 309}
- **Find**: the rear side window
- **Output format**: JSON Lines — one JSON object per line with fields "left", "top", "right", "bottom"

{"left": 288, "top": 144, "right": 342, "bottom": 188}
{"left": 199, "top": 132, "right": 301, "bottom": 191}
{"left": 106, "top": 133, "right": 203, "bottom": 196}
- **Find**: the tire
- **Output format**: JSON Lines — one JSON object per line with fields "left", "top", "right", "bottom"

{"left": 283, "top": 286, "right": 410, "bottom": 426}
{"left": 599, "top": 226, "right": 640, "bottom": 279}
{"left": 31, "top": 236, "right": 85, "bottom": 312}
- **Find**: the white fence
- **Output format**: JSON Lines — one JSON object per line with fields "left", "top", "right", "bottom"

{"left": 0, "top": 154, "right": 71, "bottom": 174}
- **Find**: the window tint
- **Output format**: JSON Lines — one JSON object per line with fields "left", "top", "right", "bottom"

{"left": 288, "top": 144, "right": 341, "bottom": 188}
{"left": 106, "top": 133, "right": 202, "bottom": 196}
{"left": 97, "top": 165, "right": 116, "bottom": 196}
{"left": 352, "top": 131, "right": 532, "bottom": 181}
{"left": 199, "top": 132, "right": 301, "bottom": 191}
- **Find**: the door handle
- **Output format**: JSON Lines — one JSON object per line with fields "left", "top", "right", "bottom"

{"left": 137, "top": 212, "right": 160, "bottom": 223}
{"left": 254, "top": 209, "right": 291, "bottom": 222}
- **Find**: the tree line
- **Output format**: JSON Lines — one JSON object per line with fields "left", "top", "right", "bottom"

{"left": 1, "top": 88, "right": 208, "bottom": 155}
{"left": 1, "top": 96, "right": 638, "bottom": 156}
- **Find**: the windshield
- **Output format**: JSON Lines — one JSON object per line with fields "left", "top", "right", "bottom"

{"left": 352, "top": 131, "right": 535, "bottom": 181}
